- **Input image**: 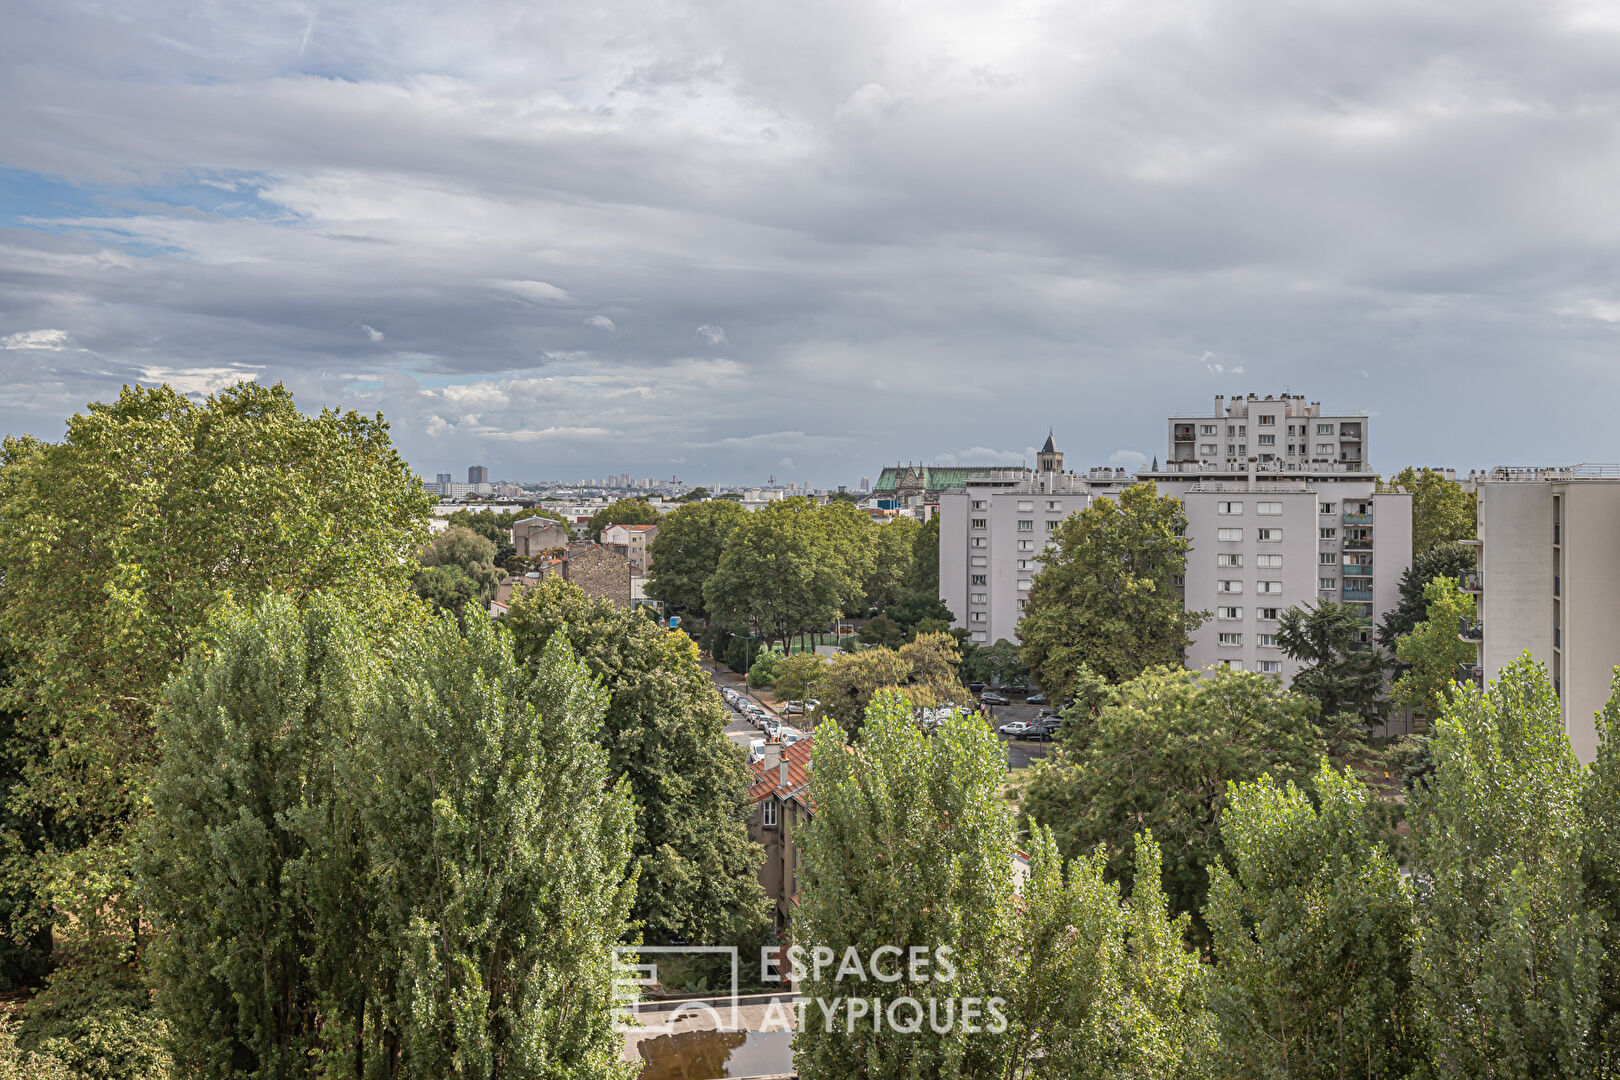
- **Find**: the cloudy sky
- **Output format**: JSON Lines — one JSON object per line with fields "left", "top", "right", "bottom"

{"left": 3, "top": 0, "right": 1619, "bottom": 486}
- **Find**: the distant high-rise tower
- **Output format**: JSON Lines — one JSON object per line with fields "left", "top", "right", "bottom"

{"left": 435, "top": 473, "right": 452, "bottom": 486}
{"left": 468, "top": 465, "right": 489, "bottom": 485}
{"left": 860, "top": 476, "right": 871, "bottom": 492}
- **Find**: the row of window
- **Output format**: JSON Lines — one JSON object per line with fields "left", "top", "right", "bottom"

{"left": 1216, "top": 553, "right": 1283, "bottom": 568}
{"left": 969, "top": 499, "right": 1067, "bottom": 512}
{"left": 1215, "top": 527, "right": 1284, "bottom": 541}
{"left": 1215, "top": 501, "right": 1285, "bottom": 515}
{"left": 1217, "top": 580, "right": 1284, "bottom": 594}
{"left": 1218, "top": 633, "right": 1280, "bottom": 647}
{"left": 1217, "top": 606, "right": 1282, "bottom": 620}
{"left": 1219, "top": 659, "right": 1284, "bottom": 674}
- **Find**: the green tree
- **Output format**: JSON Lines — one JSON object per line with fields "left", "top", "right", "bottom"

{"left": 644, "top": 499, "right": 747, "bottom": 620}
{"left": 960, "top": 638, "right": 1030, "bottom": 689}
{"left": 1587, "top": 677, "right": 1620, "bottom": 1071}
{"left": 704, "top": 498, "right": 847, "bottom": 649}
{"left": 773, "top": 652, "right": 826, "bottom": 704}
{"left": 814, "top": 498, "right": 877, "bottom": 615}
{"left": 864, "top": 516, "right": 921, "bottom": 611}
{"left": 676, "top": 486, "right": 710, "bottom": 502}
{"left": 1008, "top": 827, "right": 1214, "bottom": 1079}
{"left": 857, "top": 613, "right": 906, "bottom": 648}
{"left": 0, "top": 381, "right": 431, "bottom": 973}
{"left": 1390, "top": 466, "right": 1477, "bottom": 557}
{"left": 142, "top": 594, "right": 637, "bottom": 1079}
{"left": 1277, "top": 600, "right": 1390, "bottom": 725}
{"left": 1412, "top": 655, "right": 1602, "bottom": 1079}
{"left": 908, "top": 514, "right": 940, "bottom": 597}
{"left": 1391, "top": 575, "right": 1476, "bottom": 719}
{"left": 1206, "top": 762, "right": 1420, "bottom": 1078}
{"left": 812, "top": 632, "right": 968, "bottom": 732}
{"left": 747, "top": 647, "right": 783, "bottom": 689}
{"left": 585, "top": 496, "right": 660, "bottom": 541}
{"left": 504, "top": 578, "right": 767, "bottom": 945}
{"left": 1377, "top": 540, "right": 1476, "bottom": 649}
{"left": 416, "top": 524, "right": 502, "bottom": 615}
{"left": 1020, "top": 665, "right": 1321, "bottom": 936}
{"left": 794, "top": 692, "right": 1015, "bottom": 1079}
{"left": 1017, "top": 483, "right": 1206, "bottom": 702}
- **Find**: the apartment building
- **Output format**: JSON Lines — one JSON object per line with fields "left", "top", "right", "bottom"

{"left": 601, "top": 522, "right": 658, "bottom": 574}
{"left": 749, "top": 739, "right": 814, "bottom": 929}
{"left": 1142, "top": 393, "right": 1411, "bottom": 681}
{"left": 1468, "top": 466, "right": 1620, "bottom": 762}
{"left": 938, "top": 433, "right": 1134, "bottom": 644}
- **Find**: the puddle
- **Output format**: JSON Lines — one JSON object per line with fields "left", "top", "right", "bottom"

{"left": 635, "top": 1028, "right": 794, "bottom": 1079}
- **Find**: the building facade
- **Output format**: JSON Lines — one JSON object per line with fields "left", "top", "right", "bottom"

{"left": 1469, "top": 466, "right": 1620, "bottom": 762}
{"left": 601, "top": 522, "right": 658, "bottom": 574}
{"left": 748, "top": 739, "right": 813, "bottom": 929}
{"left": 468, "top": 465, "right": 489, "bottom": 485}
{"left": 512, "top": 515, "right": 570, "bottom": 557}
{"left": 1142, "top": 394, "right": 1410, "bottom": 682}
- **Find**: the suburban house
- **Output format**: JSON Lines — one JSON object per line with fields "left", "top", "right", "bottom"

{"left": 490, "top": 543, "right": 633, "bottom": 613}
{"left": 600, "top": 522, "right": 659, "bottom": 574}
{"left": 749, "top": 739, "right": 813, "bottom": 929}
{"left": 512, "top": 515, "right": 571, "bottom": 557}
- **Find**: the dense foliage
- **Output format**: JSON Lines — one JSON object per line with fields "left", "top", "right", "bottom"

{"left": 1377, "top": 540, "right": 1477, "bottom": 649}
{"left": 1389, "top": 466, "right": 1477, "bottom": 557}
{"left": 1277, "top": 599, "right": 1391, "bottom": 725}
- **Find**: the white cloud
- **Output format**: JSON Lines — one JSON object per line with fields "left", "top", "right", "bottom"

{"left": 584, "top": 314, "right": 617, "bottom": 331}
{"left": 696, "top": 323, "right": 726, "bottom": 345}
{"left": 1109, "top": 449, "right": 1148, "bottom": 471}
{"left": 0, "top": 329, "right": 70, "bottom": 351}
{"left": 137, "top": 366, "right": 262, "bottom": 396}
{"left": 778, "top": 457, "right": 795, "bottom": 470}
{"left": 836, "top": 83, "right": 899, "bottom": 126}
{"left": 360, "top": 323, "right": 385, "bottom": 342}
{"left": 485, "top": 279, "right": 573, "bottom": 304}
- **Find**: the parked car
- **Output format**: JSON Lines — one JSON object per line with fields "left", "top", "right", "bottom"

{"left": 780, "top": 732, "right": 803, "bottom": 746}
{"left": 1030, "top": 718, "right": 1062, "bottom": 740}
{"left": 1026, "top": 693, "right": 1048, "bottom": 705}
{"left": 967, "top": 681, "right": 987, "bottom": 693}
{"left": 783, "top": 699, "right": 819, "bottom": 715}
{"left": 997, "top": 720, "right": 1032, "bottom": 738}
{"left": 980, "top": 691, "right": 1011, "bottom": 706}
{"left": 764, "top": 720, "right": 782, "bottom": 738}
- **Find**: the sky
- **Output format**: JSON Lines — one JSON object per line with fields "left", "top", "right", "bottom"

{"left": 3, "top": 0, "right": 1620, "bottom": 487}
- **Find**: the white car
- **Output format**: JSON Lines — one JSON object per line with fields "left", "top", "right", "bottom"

{"left": 997, "top": 720, "right": 1033, "bottom": 738}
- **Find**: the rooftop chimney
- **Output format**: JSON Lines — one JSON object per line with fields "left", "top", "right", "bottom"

{"left": 779, "top": 758, "right": 789, "bottom": 787}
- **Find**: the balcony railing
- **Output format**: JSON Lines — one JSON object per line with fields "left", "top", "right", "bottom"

{"left": 1458, "top": 617, "right": 1483, "bottom": 643}
{"left": 1343, "top": 586, "right": 1374, "bottom": 602}
{"left": 1343, "top": 512, "right": 1373, "bottom": 525}
{"left": 1457, "top": 663, "right": 1484, "bottom": 686}
{"left": 1343, "top": 539, "right": 1373, "bottom": 551}
{"left": 1343, "top": 563, "right": 1374, "bottom": 576}
{"left": 1459, "top": 570, "right": 1482, "bottom": 593}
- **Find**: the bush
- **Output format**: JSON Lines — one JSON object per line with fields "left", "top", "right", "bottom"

{"left": 747, "top": 648, "right": 782, "bottom": 688}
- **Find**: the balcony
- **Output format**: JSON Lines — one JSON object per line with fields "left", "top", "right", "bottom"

{"left": 1343, "top": 563, "right": 1373, "bottom": 577}
{"left": 1459, "top": 570, "right": 1482, "bottom": 593}
{"left": 1458, "top": 617, "right": 1483, "bottom": 643}
{"left": 1343, "top": 586, "right": 1374, "bottom": 603}
{"left": 1457, "top": 662, "right": 1484, "bottom": 687}
{"left": 1343, "top": 512, "right": 1373, "bottom": 525}
{"left": 1343, "top": 538, "right": 1373, "bottom": 551}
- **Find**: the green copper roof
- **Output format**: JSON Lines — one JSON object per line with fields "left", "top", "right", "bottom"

{"left": 871, "top": 465, "right": 1004, "bottom": 494}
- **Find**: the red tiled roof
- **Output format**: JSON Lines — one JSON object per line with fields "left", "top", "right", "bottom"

{"left": 748, "top": 739, "right": 814, "bottom": 809}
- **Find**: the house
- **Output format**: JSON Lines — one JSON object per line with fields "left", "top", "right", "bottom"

{"left": 490, "top": 543, "right": 633, "bottom": 613}
{"left": 512, "top": 515, "right": 570, "bottom": 557}
{"left": 600, "top": 522, "right": 659, "bottom": 574}
{"left": 749, "top": 739, "right": 814, "bottom": 929}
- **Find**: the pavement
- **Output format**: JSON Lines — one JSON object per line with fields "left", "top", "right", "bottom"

{"left": 704, "top": 663, "right": 809, "bottom": 749}
{"left": 983, "top": 700, "right": 1060, "bottom": 769}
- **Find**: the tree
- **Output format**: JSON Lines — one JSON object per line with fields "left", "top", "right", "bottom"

{"left": 773, "top": 652, "right": 826, "bottom": 703}
{"left": 812, "top": 632, "right": 969, "bottom": 732}
{"left": 908, "top": 514, "right": 940, "bottom": 597}
{"left": 0, "top": 381, "right": 431, "bottom": 973}
{"left": 1586, "top": 677, "right": 1620, "bottom": 1069}
{"left": 1206, "top": 762, "right": 1420, "bottom": 1078}
{"left": 1377, "top": 540, "right": 1476, "bottom": 649}
{"left": 1017, "top": 482, "right": 1206, "bottom": 702}
{"left": 857, "top": 613, "right": 906, "bottom": 648}
{"left": 1390, "top": 466, "right": 1477, "bottom": 557}
{"left": 676, "top": 486, "right": 710, "bottom": 502}
{"left": 1008, "top": 828, "right": 1215, "bottom": 1079}
{"left": 504, "top": 577, "right": 768, "bottom": 945}
{"left": 1020, "top": 665, "right": 1321, "bottom": 936}
{"left": 1412, "top": 655, "right": 1602, "bottom": 1079}
{"left": 793, "top": 692, "right": 1015, "bottom": 1079}
{"left": 864, "top": 517, "right": 920, "bottom": 611}
{"left": 704, "top": 499, "right": 847, "bottom": 649}
{"left": 142, "top": 594, "right": 637, "bottom": 1079}
{"left": 585, "top": 496, "right": 660, "bottom": 541}
{"left": 960, "top": 638, "right": 1030, "bottom": 689}
{"left": 416, "top": 524, "right": 502, "bottom": 614}
{"left": 1277, "top": 600, "right": 1391, "bottom": 725}
{"left": 1391, "top": 576, "right": 1476, "bottom": 719}
{"left": 813, "top": 498, "right": 877, "bottom": 615}
{"left": 747, "top": 647, "right": 783, "bottom": 689}
{"left": 644, "top": 499, "right": 747, "bottom": 620}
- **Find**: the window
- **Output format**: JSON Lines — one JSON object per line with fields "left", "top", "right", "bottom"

{"left": 1258, "top": 660, "right": 1282, "bottom": 674}
{"left": 970, "top": 593, "right": 987, "bottom": 604}
{"left": 1201, "top": 424, "right": 1217, "bottom": 435}
{"left": 1259, "top": 414, "right": 1275, "bottom": 425}
{"left": 1239, "top": 444, "right": 1248, "bottom": 456}
{"left": 1227, "top": 425, "right": 1236, "bottom": 436}
{"left": 1257, "top": 528, "right": 1282, "bottom": 542}
{"left": 1017, "top": 539, "right": 1035, "bottom": 551}
{"left": 1219, "top": 632, "right": 1243, "bottom": 647}
{"left": 1218, "top": 580, "right": 1244, "bottom": 593}
{"left": 971, "top": 555, "right": 988, "bottom": 567}
{"left": 1320, "top": 527, "right": 1337, "bottom": 540}
{"left": 1046, "top": 500, "right": 1063, "bottom": 511}
{"left": 1315, "top": 443, "right": 1334, "bottom": 455}
{"left": 970, "top": 612, "right": 987, "bottom": 623}
{"left": 1257, "top": 501, "right": 1282, "bottom": 515}
{"left": 763, "top": 799, "right": 778, "bottom": 828}
{"left": 970, "top": 574, "right": 986, "bottom": 586}
{"left": 1320, "top": 552, "right": 1339, "bottom": 565}
{"left": 1200, "top": 444, "right": 1217, "bottom": 455}
{"left": 1239, "top": 425, "right": 1247, "bottom": 435}
{"left": 1320, "top": 502, "right": 1336, "bottom": 514}
{"left": 1319, "top": 577, "right": 1338, "bottom": 590}
{"left": 971, "top": 500, "right": 987, "bottom": 510}
{"left": 1016, "top": 559, "right": 1034, "bottom": 570}
{"left": 1217, "top": 527, "right": 1243, "bottom": 542}
{"left": 1258, "top": 633, "right": 1279, "bottom": 647}
{"left": 1046, "top": 519, "right": 1060, "bottom": 531}
{"left": 1017, "top": 500, "right": 1034, "bottom": 512}
{"left": 1217, "top": 501, "right": 1243, "bottom": 515}
{"left": 1173, "top": 573, "right": 1185, "bottom": 587}
{"left": 1017, "top": 579, "right": 1032, "bottom": 591}
{"left": 1258, "top": 434, "right": 1275, "bottom": 445}
{"left": 1227, "top": 444, "right": 1237, "bottom": 457}
{"left": 1258, "top": 607, "right": 1279, "bottom": 620}
{"left": 1217, "top": 553, "right": 1243, "bottom": 567}
{"left": 972, "top": 630, "right": 987, "bottom": 642}
{"left": 971, "top": 537, "right": 987, "bottom": 548}
{"left": 1017, "top": 520, "right": 1034, "bottom": 532}
{"left": 1222, "top": 659, "right": 1244, "bottom": 671}
{"left": 1258, "top": 581, "right": 1283, "bottom": 594}
{"left": 1017, "top": 598, "right": 1027, "bottom": 611}
{"left": 1317, "top": 423, "right": 1333, "bottom": 434}
{"left": 971, "top": 518, "right": 987, "bottom": 529}
{"left": 1256, "top": 554, "right": 1282, "bottom": 568}
{"left": 1218, "top": 606, "right": 1242, "bottom": 620}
